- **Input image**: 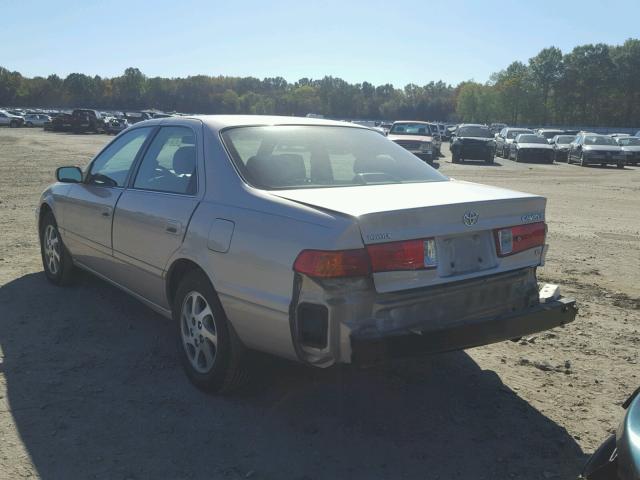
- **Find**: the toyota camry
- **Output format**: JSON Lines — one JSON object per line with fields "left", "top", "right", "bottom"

{"left": 37, "top": 115, "right": 577, "bottom": 393}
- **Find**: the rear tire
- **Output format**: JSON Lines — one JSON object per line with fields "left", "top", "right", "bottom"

{"left": 40, "top": 212, "right": 75, "bottom": 285}
{"left": 9, "top": 120, "right": 19, "bottom": 128}
{"left": 485, "top": 154, "right": 494, "bottom": 164}
{"left": 174, "top": 270, "right": 249, "bottom": 394}
{"left": 617, "top": 161, "right": 625, "bottom": 169}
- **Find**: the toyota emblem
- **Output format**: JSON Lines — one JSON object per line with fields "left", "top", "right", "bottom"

{"left": 463, "top": 210, "right": 479, "bottom": 226}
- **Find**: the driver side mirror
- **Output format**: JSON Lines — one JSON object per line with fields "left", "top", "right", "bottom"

{"left": 56, "top": 166, "right": 83, "bottom": 183}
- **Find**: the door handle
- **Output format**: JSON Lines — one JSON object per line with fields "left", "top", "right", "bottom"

{"left": 101, "top": 207, "right": 112, "bottom": 217}
{"left": 165, "top": 220, "right": 182, "bottom": 235}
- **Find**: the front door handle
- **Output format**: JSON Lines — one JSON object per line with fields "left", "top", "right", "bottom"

{"left": 101, "top": 207, "right": 112, "bottom": 217}
{"left": 165, "top": 220, "right": 182, "bottom": 235}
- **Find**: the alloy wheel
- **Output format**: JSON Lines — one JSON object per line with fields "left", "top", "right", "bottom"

{"left": 180, "top": 291, "right": 218, "bottom": 373}
{"left": 43, "top": 224, "right": 61, "bottom": 275}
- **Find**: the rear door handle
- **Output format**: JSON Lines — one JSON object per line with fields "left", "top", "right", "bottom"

{"left": 101, "top": 207, "right": 112, "bottom": 217}
{"left": 165, "top": 220, "right": 182, "bottom": 235}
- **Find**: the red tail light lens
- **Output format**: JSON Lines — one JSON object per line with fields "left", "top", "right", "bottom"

{"left": 293, "top": 249, "right": 370, "bottom": 278}
{"left": 367, "top": 238, "right": 437, "bottom": 273}
{"left": 494, "top": 222, "right": 546, "bottom": 257}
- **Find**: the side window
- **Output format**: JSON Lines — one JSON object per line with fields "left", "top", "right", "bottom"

{"left": 133, "top": 126, "right": 197, "bottom": 195}
{"left": 88, "top": 127, "right": 152, "bottom": 187}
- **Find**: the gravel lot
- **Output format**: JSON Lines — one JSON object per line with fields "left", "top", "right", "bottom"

{"left": 0, "top": 128, "right": 639, "bottom": 480}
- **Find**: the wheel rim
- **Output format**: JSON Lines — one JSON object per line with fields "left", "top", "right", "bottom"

{"left": 180, "top": 291, "right": 218, "bottom": 373}
{"left": 43, "top": 224, "right": 61, "bottom": 275}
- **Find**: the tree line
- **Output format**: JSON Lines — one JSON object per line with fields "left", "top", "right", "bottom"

{"left": 1, "top": 38, "right": 639, "bottom": 127}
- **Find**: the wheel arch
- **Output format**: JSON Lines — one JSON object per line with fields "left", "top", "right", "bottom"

{"left": 38, "top": 202, "right": 54, "bottom": 236}
{"left": 165, "top": 258, "right": 212, "bottom": 310}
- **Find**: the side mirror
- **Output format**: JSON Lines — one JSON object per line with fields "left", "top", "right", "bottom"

{"left": 56, "top": 166, "right": 82, "bottom": 183}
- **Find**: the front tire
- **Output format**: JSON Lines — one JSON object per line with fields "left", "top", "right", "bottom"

{"left": 9, "top": 120, "right": 19, "bottom": 128}
{"left": 174, "top": 270, "right": 248, "bottom": 394}
{"left": 40, "top": 212, "right": 74, "bottom": 285}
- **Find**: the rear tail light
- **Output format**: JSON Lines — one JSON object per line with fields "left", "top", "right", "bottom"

{"left": 293, "top": 239, "right": 437, "bottom": 278}
{"left": 494, "top": 222, "right": 546, "bottom": 257}
{"left": 293, "top": 249, "right": 371, "bottom": 278}
{"left": 367, "top": 238, "right": 437, "bottom": 272}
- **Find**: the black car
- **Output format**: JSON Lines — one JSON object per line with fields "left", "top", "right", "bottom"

{"left": 550, "top": 134, "right": 576, "bottom": 162}
{"left": 449, "top": 124, "right": 496, "bottom": 164}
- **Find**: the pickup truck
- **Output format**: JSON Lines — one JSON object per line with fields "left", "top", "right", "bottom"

{"left": 49, "top": 109, "right": 105, "bottom": 133}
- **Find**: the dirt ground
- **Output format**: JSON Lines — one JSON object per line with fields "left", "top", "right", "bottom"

{"left": 0, "top": 128, "right": 638, "bottom": 480}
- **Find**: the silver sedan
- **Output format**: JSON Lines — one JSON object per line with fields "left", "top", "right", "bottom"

{"left": 37, "top": 116, "right": 576, "bottom": 393}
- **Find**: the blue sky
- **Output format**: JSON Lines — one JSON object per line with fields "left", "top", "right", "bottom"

{"left": 3, "top": 0, "right": 639, "bottom": 87}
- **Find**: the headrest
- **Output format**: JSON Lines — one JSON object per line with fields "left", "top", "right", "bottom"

{"left": 172, "top": 146, "right": 196, "bottom": 175}
{"left": 353, "top": 154, "right": 395, "bottom": 174}
{"left": 246, "top": 153, "right": 306, "bottom": 187}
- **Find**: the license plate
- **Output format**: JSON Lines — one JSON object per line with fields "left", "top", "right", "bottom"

{"left": 438, "top": 232, "right": 497, "bottom": 277}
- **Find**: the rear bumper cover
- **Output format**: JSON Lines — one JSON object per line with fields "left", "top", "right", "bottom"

{"left": 351, "top": 296, "right": 576, "bottom": 365}
{"left": 291, "top": 268, "right": 577, "bottom": 367}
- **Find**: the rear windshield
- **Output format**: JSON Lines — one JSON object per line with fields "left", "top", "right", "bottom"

{"left": 584, "top": 135, "right": 616, "bottom": 146}
{"left": 389, "top": 123, "right": 431, "bottom": 135}
{"left": 221, "top": 125, "right": 448, "bottom": 190}
{"left": 555, "top": 135, "right": 575, "bottom": 144}
{"left": 539, "top": 130, "right": 563, "bottom": 139}
{"left": 517, "top": 135, "right": 547, "bottom": 144}
{"left": 457, "top": 126, "right": 493, "bottom": 138}
{"left": 506, "top": 129, "right": 533, "bottom": 139}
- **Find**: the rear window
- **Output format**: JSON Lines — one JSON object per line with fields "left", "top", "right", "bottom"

{"left": 221, "top": 125, "right": 447, "bottom": 190}
{"left": 389, "top": 123, "right": 431, "bottom": 135}
{"left": 507, "top": 129, "right": 532, "bottom": 139}
{"left": 555, "top": 135, "right": 575, "bottom": 144}
{"left": 457, "top": 126, "right": 493, "bottom": 138}
{"left": 517, "top": 135, "right": 547, "bottom": 144}
{"left": 585, "top": 136, "right": 616, "bottom": 146}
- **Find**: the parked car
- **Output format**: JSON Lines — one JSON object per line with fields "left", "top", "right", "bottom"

{"left": 104, "top": 117, "right": 130, "bottom": 135}
{"left": 449, "top": 124, "right": 496, "bottom": 164}
{"left": 427, "top": 123, "right": 442, "bottom": 155}
{"left": 387, "top": 120, "right": 437, "bottom": 164}
{"left": 24, "top": 113, "right": 51, "bottom": 127}
{"left": 0, "top": 109, "right": 25, "bottom": 127}
{"left": 616, "top": 136, "right": 640, "bottom": 166}
{"left": 550, "top": 135, "right": 576, "bottom": 162}
{"left": 609, "top": 133, "right": 631, "bottom": 139}
{"left": 495, "top": 128, "right": 534, "bottom": 158}
{"left": 490, "top": 123, "right": 507, "bottom": 134}
{"left": 37, "top": 115, "right": 576, "bottom": 392}
{"left": 509, "top": 134, "right": 554, "bottom": 163}
{"left": 48, "top": 112, "right": 74, "bottom": 132}
{"left": 71, "top": 109, "right": 105, "bottom": 133}
{"left": 536, "top": 129, "right": 565, "bottom": 142}
{"left": 125, "top": 111, "right": 153, "bottom": 124}
{"left": 582, "top": 387, "right": 640, "bottom": 480}
{"left": 568, "top": 133, "right": 626, "bottom": 168}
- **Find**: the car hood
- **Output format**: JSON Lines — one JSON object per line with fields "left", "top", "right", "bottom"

{"left": 517, "top": 143, "right": 553, "bottom": 150}
{"left": 387, "top": 134, "right": 432, "bottom": 142}
{"left": 457, "top": 136, "right": 494, "bottom": 142}
{"left": 583, "top": 145, "right": 622, "bottom": 152}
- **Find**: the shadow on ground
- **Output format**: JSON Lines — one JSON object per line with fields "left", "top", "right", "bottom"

{"left": 0, "top": 272, "right": 585, "bottom": 479}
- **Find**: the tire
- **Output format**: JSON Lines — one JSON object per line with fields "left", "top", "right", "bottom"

{"left": 9, "top": 120, "right": 19, "bottom": 128}
{"left": 451, "top": 153, "right": 460, "bottom": 164}
{"left": 617, "top": 161, "right": 625, "bottom": 169}
{"left": 40, "top": 211, "right": 75, "bottom": 285}
{"left": 485, "top": 154, "right": 494, "bottom": 164}
{"left": 26, "top": 121, "right": 33, "bottom": 127}
{"left": 580, "top": 154, "right": 587, "bottom": 167}
{"left": 514, "top": 151, "right": 520, "bottom": 162}
{"left": 174, "top": 270, "right": 248, "bottom": 394}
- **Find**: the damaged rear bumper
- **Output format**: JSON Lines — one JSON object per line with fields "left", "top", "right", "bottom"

{"left": 290, "top": 267, "right": 577, "bottom": 367}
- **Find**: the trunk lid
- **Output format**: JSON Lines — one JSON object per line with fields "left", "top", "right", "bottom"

{"left": 273, "top": 180, "right": 546, "bottom": 292}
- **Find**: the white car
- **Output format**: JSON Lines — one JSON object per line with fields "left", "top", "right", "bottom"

{"left": 24, "top": 114, "right": 52, "bottom": 127}
{"left": 0, "top": 109, "right": 25, "bottom": 127}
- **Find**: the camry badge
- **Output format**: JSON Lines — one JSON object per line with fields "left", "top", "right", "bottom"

{"left": 463, "top": 210, "right": 479, "bottom": 226}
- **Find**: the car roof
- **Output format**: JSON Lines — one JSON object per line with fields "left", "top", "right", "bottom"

{"left": 195, "top": 115, "right": 368, "bottom": 132}
{"left": 392, "top": 120, "right": 430, "bottom": 125}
